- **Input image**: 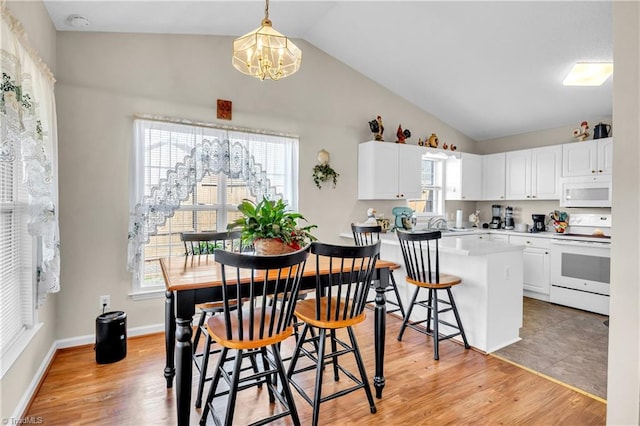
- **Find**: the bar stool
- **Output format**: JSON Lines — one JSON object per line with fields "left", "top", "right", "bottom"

{"left": 199, "top": 247, "right": 310, "bottom": 426}
{"left": 396, "top": 230, "right": 470, "bottom": 360}
{"left": 351, "top": 224, "right": 405, "bottom": 318}
{"left": 287, "top": 241, "right": 380, "bottom": 426}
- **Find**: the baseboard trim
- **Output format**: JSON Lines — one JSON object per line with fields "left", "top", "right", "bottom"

{"left": 14, "top": 323, "right": 165, "bottom": 419}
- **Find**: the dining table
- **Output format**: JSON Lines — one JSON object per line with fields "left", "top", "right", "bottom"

{"left": 160, "top": 252, "right": 398, "bottom": 426}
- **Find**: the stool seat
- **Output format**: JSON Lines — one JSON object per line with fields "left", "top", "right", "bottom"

{"left": 207, "top": 310, "right": 294, "bottom": 350}
{"left": 294, "top": 297, "right": 366, "bottom": 330}
{"left": 406, "top": 273, "right": 461, "bottom": 289}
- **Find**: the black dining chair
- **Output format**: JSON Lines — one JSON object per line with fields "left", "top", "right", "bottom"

{"left": 287, "top": 241, "right": 380, "bottom": 426}
{"left": 351, "top": 223, "right": 405, "bottom": 318}
{"left": 396, "top": 230, "right": 470, "bottom": 360}
{"left": 179, "top": 230, "right": 245, "bottom": 408}
{"left": 199, "top": 247, "right": 310, "bottom": 426}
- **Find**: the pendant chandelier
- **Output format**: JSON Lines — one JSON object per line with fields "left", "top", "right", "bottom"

{"left": 232, "top": 0, "right": 302, "bottom": 81}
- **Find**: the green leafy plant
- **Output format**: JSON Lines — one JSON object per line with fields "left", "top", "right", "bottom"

{"left": 312, "top": 164, "right": 339, "bottom": 189}
{"left": 227, "top": 198, "right": 317, "bottom": 250}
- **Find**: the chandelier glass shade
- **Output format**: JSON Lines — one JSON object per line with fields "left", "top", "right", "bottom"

{"left": 232, "top": 1, "right": 302, "bottom": 81}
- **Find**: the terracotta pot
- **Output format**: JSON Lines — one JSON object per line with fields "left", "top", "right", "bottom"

{"left": 253, "top": 238, "right": 296, "bottom": 255}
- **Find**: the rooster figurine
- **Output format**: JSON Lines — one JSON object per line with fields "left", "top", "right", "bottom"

{"left": 572, "top": 121, "right": 590, "bottom": 141}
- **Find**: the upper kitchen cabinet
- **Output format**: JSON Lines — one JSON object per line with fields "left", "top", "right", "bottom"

{"left": 505, "top": 145, "right": 561, "bottom": 200}
{"left": 482, "top": 152, "right": 506, "bottom": 200}
{"left": 562, "top": 137, "right": 613, "bottom": 177}
{"left": 358, "top": 141, "right": 423, "bottom": 200}
{"left": 445, "top": 152, "right": 482, "bottom": 200}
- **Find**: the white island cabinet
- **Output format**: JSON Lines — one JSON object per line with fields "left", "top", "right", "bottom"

{"left": 341, "top": 232, "right": 524, "bottom": 353}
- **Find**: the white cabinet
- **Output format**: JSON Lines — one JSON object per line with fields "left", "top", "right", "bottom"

{"left": 482, "top": 153, "right": 506, "bottom": 200}
{"left": 509, "top": 235, "right": 550, "bottom": 299}
{"left": 445, "top": 152, "right": 482, "bottom": 200}
{"left": 505, "top": 145, "right": 561, "bottom": 200}
{"left": 562, "top": 137, "right": 613, "bottom": 177}
{"left": 358, "top": 141, "right": 423, "bottom": 200}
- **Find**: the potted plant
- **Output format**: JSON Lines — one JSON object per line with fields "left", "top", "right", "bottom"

{"left": 227, "top": 198, "right": 317, "bottom": 255}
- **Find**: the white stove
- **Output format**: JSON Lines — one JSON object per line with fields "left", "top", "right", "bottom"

{"left": 549, "top": 214, "right": 611, "bottom": 315}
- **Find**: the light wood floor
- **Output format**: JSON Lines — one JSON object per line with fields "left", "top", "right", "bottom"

{"left": 26, "top": 313, "right": 606, "bottom": 425}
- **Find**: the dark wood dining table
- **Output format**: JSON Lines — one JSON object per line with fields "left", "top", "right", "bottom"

{"left": 160, "top": 253, "right": 398, "bottom": 426}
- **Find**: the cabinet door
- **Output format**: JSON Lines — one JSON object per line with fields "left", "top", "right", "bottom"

{"left": 522, "top": 247, "right": 550, "bottom": 294}
{"left": 531, "top": 145, "right": 561, "bottom": 199}
{"left": 445, "top": 153, "right": 482, "bottom": 200}
{"left": 505, "top": 150, "right": 531, "bottom": 200}
{"left": 358, "top": 141, "right": 399, "bottom": 199}
{"left": 597, "top": 138, "right": 613, "bottom": 175}
{"left": 562, "top": 140, "right": 597, "bottom": 177}
{"left": 482, "top": 153, "right": 506, "bottom": 200}
{"left": 397, "top": 144, "right": 424, "bottom": 199}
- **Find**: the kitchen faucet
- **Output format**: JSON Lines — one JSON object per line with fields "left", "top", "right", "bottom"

{"left": 427, "top": 217, "right": 448, "bottom": 230}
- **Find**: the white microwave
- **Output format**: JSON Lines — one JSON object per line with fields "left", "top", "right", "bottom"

{"left": 560, "top": 176, "right": 612, "bottom": 207}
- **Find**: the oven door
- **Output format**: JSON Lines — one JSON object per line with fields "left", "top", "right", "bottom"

{"left": 550, "top": 239, "right": 611, "bottom": 295}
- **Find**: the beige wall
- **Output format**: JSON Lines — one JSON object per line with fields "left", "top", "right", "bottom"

{"left": 477, "top": 116, "right": 613, "bottom": 154}
{"left": 608, "top": 2, "right": 640, "bottom": 424}
{"left": 1, "top": 0, "right": 57, "bottom": 420}
{"left": 53, "top": 31, "right": 477, "bottom": 339}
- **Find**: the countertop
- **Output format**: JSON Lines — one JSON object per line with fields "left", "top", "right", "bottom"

{"left": 339, "top": 230, "right": 524, "bottom": 256}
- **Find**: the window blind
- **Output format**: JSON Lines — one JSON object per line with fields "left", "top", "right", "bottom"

{"left": 0, "top": 159, "right": 35, "bottom": 355}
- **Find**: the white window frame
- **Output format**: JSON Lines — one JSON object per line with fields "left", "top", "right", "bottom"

{"left": 408, "top": 154, "right": 445, "bottom": 216}
{"left": 129, "top": 119, "right": 299, "bottom": 297}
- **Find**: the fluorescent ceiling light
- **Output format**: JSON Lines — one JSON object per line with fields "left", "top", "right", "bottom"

{"left": 563, "top": 62, "right": 613, "bottom": 86}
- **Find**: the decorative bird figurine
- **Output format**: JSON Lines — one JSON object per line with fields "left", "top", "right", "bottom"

{"left": 396, "top": 125, "right": 406, "bottom": 143}
{"left": 572, "top": 121, "right": 590, "bottom": 141}
{"left": 363, "top": 208, "right": 378, "bottom": 226}
{"left": 368, "top": 115, "right": 384, "bottom": 141}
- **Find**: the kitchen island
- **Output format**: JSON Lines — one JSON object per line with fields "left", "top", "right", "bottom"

{"left": 341, "top": 231, "right": 524, "bottom": 353}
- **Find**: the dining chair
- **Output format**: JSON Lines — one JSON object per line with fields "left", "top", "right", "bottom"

{"left": 396, "top": 230, "right": 470, "bottom": 360}
{"left": 179, "top": 230, "right": 244, "bottom": 408}
{"left": 199, "top": 247, "right": 310, "bottom": 426}
{"left": 351, "top": 223, "right": 405, "bottom": 318}
{"left": 287, "top": 241, "right": 380, "bottom": 426}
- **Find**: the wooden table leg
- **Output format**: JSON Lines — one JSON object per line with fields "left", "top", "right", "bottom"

{"left": 176, "top": 316, "right": 193, "bottom": 426}
{"left": 373, "top": 268, "right": 388, "bottom": 398}
{"left": 164, "top": 290, "right": 176, "bottom": 388}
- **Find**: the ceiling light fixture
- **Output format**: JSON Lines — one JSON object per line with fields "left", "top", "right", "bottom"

{"left": 232, "top": 0, "right": 302, "bottom": 81}
{"left": 563, "top": 62, "right": 613, "bottom": 86}
{"left": 66, "top": 14, "right": 90, "bottom": 28}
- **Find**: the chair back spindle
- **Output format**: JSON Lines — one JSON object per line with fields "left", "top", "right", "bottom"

{"left": 397, "top": 230, "right": 441, "bottom": 284}
{"left": 351, "top": 224, "right": 382, "bottom": 246}
{"left": 180, "top": 230, "right": 243, "bottom": 256}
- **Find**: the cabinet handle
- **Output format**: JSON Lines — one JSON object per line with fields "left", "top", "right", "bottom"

{"left": 462, "top": 196, "right": 465, "bottom": 199}
{"left": 400, "top": 194, "right": 404, "bottom": 198}
{"left": 599, "top": 170, "right": 603, "bottom": 173}
{"left": 545, "top": 252, "right": 549, "bottom": 255}
{"left": 592, "top": 170, "right": 596, "bottom": 173}
{"left": 526, "top": 195, "right": 530, "bottom": 198}
{"left": 500, "top": 196, "right": 504, "bottom": 199}
{"left": 526, "top": 241, "right": 530, "bottom": 244}
{"left": 532, "top": 195, "right": 536, "bottom": 198}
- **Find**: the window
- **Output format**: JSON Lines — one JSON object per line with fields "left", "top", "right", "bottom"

{"left": 407, "top": 154, "right": 444, "bottom": 215}
{"left": 130, "top": 119, "right": 299, "bottom": 292}
{"left": 0, "top": 153, "right": 36, "bottom": 361}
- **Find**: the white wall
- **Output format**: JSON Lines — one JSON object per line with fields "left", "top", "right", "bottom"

{"left": 1, "top": 0, "right": 58, "bottom": 419}
{"left": 53, "top": 31, "right": 477, "bottom": 339}
{"left": 607, "top": 2, "right": 640, "bottom": 424}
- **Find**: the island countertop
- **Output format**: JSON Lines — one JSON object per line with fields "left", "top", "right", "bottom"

{"left": 339, "top": 231, "right": 524, "bottom": 256}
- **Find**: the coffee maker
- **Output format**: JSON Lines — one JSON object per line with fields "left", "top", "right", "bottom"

{"left": 504, "top": 206, "right": 515, "bottom": 230}
{"left": 489, "top": 205, "right": 502, "bottom": 229}
{"left": 531, "top": 214, "right": 546, "bottom": 233}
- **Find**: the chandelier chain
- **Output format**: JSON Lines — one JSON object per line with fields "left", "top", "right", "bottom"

{"left": 265, "top": 0, "right": 269, "bottom": 20}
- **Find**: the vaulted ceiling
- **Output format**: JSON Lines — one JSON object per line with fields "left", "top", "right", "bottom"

{"left": 43, "top": 1, "right": 613, "bottom": 141}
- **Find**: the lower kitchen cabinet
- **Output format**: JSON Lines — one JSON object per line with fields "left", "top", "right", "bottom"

{"left": 509, "top": 235, "right": 550, "bottom": 300}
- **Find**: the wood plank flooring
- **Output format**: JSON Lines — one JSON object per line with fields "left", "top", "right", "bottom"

{"left": 25, "top": 313, "right": 606, "bottom": 425}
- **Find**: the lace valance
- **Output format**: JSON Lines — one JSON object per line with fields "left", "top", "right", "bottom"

{"left": 127, "top": 137, "right": 281, "bottom": 274}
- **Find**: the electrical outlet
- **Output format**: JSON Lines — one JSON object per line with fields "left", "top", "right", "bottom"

{"left": 99, "top": 295, "right": 110, "bottom": 311}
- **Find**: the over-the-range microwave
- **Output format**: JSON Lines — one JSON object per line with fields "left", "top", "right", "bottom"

{"left": 560, "top": 175, "right": 612, "bottom": 208}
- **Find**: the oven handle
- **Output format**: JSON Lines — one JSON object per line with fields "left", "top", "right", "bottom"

{"left": 550, "top": 240, "right": 611, "bottom": 248}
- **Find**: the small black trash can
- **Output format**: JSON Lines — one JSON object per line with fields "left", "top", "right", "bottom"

{"left": 95, "top": 311, "right": 127, "bottom": 364}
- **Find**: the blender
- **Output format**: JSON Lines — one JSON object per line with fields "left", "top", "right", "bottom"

{"left": 489, "top": 205, "right": 502, "bottom": 229}
{"left": 504, "top": 206, "right": 515, "bottom": 230}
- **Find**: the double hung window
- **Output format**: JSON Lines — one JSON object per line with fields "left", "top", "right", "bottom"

{"left": 408, "top": 155, "right": 444, "bottom": 216}
{"left": 130, "top": 119, "right": 299, "bottom": 292}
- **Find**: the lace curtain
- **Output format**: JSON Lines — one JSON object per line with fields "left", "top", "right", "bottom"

{"left": 127, "top": 118, "right": 293, "bottom": 275}
{"left": 1, "top": 2, "right": 60, "bottom": 306}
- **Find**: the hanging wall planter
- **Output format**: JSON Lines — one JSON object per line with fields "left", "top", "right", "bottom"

{"left": 312, "top": 149, "right": 339, "bottom": 189}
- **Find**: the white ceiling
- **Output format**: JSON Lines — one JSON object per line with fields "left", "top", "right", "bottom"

{"left": 42, "top": 1, "right": 613, "bottom": 141}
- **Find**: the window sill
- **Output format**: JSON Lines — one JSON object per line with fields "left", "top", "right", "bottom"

{"left": 129, "top": 288, "right": 166, "bottom": 301}
{"left": 0, "top": 322, "right": 44, "bottom": 379}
